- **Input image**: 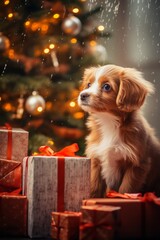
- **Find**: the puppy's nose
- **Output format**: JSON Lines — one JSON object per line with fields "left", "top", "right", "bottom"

{"left": 80, "top": 92, "right": 90, "bottom": 101}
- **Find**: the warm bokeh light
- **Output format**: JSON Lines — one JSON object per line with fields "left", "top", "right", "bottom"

{"left": 31, "top": 22, "right": 39, "bottom": 31}
{"left": 69, "top": 101, "right": 76, "bottom": 107}
{"left": 49, "top": 44, "right": 55, "bottom": 49}
{"left": 37, "top": 106, "right": 43, "bottom": 112}
{"left": 8, "top": 13, "right": 13, "bottom": 18}
{"left": 53, "top": 13, "right": 60, "bottom": 19}
{"left": 3, "top": 103, "right": 12, "bottom": 111}
{"left": 47, "top": 139, "right": 54, "bottom": 145}
{"left": 73, "top": 112, "right": 84, "bottom": 119}
{"left": 25, "top": 20, "right": 31, "bottom": 27}
{"left": 70, "top": 38, "right": 77, "bottom": 44}
{"left": 4, "top": 0, "right": 10, "bottom": 5}
{"left": 72, "top": 8, "right": 79, "bottom": 13}
{"left": 89, "top": 40, "right": 97, "bottom": 46}
{"left": 41, "top": 24, "right": 48, "bottom": 33}
{"left": 44, "top": 48, "right": 50, "bottom": 54}
{"left": 8, "top": 49, "right": 15, "bottom": 59}
{"left": 97, "top": 25, "right": 105, "bottom": 31}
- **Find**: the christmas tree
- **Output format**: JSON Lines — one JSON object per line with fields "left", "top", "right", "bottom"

{"left": 0, "top": 0, "right": 110, "bottom": 155}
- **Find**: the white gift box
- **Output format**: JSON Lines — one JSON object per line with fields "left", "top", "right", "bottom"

{"left": 22, "top": 155, "right": 91, "bottom": 238}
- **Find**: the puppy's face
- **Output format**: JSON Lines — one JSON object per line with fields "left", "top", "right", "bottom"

{"left": 78, "top": 65, "right": 154, "bottom": 114}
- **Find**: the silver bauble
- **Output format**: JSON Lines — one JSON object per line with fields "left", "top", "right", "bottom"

{"left": 88, "top": 44, "right": 108, "bottom": 64}
{"left": 25, "top": 92, "right": 45, "bottom": 116}
{"left": 0, "top": 33, "right": 10, "bottom": 51}
{"left": 62, "top": 15, "right": 82, "bottom": 36}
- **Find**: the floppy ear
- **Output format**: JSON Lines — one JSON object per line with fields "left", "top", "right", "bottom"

{"left": 116, "top": 68, "right": 154, "bottom": 112}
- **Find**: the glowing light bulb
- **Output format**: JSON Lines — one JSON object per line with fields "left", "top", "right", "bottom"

{"left": 53, "top": 13, "right": 60, "bottom": 19}
{"left": 69, "top": 101, "right": 76, "bottom": 107}
{"left": 89, "top": 40, "right": 97, "bottom": 47}
{"left": 25, "top": 21, "right": 31, "bottom": 27}
{"left": 44, "top": 48, "right": 50, "bottom": 54}
{"left": 8, "top": 12, "right": 13, "bottom": 18}
{"left": 37, "top": 106, "right": 43, "bottom": 112}
{"left": 97, "top": 25, "right": 105, "bottom": 31}
{"left": 4, "top": 0, "right": 10, "bottom": 5}
{"left": 49, "top": 44, "right": 55, "bottom": 49}
{"left": 72, "top": 8, "right": 79, "bottom": 13}
{"left": 70, "top": 38, "right": 77, "bottom": 44}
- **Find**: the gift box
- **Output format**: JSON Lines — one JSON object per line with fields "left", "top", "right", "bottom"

{"left": 80, "top": 205, "right": 121, "bottom": 240}
{"left": 0, "top": 126, "right": 28, "bottom": 162}
{"left": 51, "top": 211, "right": 81, "bottom": 240}
{"left": 83, "top": 198, "right": 145, "bottom": 239}
{"left": 0, "top": 158, "right": 21, "bottom": 193}
{"left": 22, "top": 153, "right": 90, "bottom": 238}
{"left": 0, "top": 195, "right": 27, "bottom": 237}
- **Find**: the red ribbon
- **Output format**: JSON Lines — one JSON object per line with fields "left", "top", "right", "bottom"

{"left": 0, "top": 123, "right": 12, "bottom": 160}
{"left": 107, "top": 190, "right": 160, "bottom": 205}
{"left": 36, "top": 143, "right": 79, "bottom": 157}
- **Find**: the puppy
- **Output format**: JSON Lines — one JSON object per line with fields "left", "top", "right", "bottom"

{"left": 78, "top": 64, "right": 160, "bottom": 197}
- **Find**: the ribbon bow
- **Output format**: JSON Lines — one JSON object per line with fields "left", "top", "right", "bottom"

{"left": 34, "top": 143, "right": 79, "bottom": 157}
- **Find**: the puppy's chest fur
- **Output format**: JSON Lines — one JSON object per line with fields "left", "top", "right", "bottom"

{"left": 86, "top": 113, "right": 131, "bottom": 185}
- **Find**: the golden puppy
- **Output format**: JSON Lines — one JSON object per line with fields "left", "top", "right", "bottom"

{"left": 78, "top": 64, "right": 160, "bottom": 197}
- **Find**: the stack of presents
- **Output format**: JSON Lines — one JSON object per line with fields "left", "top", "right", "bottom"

{"left": 0, "top": 125, "right": 160, "bottom": 240}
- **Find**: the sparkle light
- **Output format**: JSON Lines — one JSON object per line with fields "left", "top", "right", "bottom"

{"left": 25, "top": 21, "right": 31, "bottom": 27}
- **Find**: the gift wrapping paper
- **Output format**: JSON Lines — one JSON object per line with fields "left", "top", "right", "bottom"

{"left": 51, "top": 211, "right": 81, "bottom": 240}
{"left": 83, "top": 198, "right": 145, "bottom": 239}
{"left": 0, "top": 158, "right": 21, "bottom": 193}
{"left": 22, "top": 155, "right": 91, "bottom": 238}
{"left": 0, "top": 195, "right": 27, "bottom": 236}
{"left": 80, "top": 205, "right": 121, "bottom": 240}
{"left": 0, "top": 127, "right": 28, "bottom": 162}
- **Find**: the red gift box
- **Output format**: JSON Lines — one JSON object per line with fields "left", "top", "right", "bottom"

{"left": 80, "top": 205, "right": 121, "bottom": 240}
{"left": 0, "top": 158, "right": 21, "bottom": 193}
{"left": 0, "top": 195, "right": 27, "bottom": 237}
{"left": 51, "top": 211, "right": 81, "bottom": 240}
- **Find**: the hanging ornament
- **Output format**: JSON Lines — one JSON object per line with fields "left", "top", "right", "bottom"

{"left": 0, "top": 32, "right": 10, "bottom": 51}
{"left": 25, "top": 91, "right": 45, "bottom": 116}
{"left": 62, "top": 15, "right": 82, "bottom": 36}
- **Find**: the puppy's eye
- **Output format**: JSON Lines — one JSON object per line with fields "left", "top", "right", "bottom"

{"left": 102, "top": 83, "right": 111, "bottom": 92}
{"left": 87, "top": 83, "right": 91, "bottom": 88}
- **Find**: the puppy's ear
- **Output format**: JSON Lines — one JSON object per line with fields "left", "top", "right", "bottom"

{"left": 116, "top": 68, "right": 154, "bottom": 112}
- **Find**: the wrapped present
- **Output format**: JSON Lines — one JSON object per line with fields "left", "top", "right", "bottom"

{"left": 0, "top": 125, "right": 28, "bottom": 162}
{"left": 82, "top": 198, "right": 145, "bottom": 239}
{"left": 80, "top": 205, "right": 121, "bottom": 240}
{"left": 51, "top": 211, "right": 81, "bottom": 240}
{"left": 22, "top": 144, "right": 91, "bottom": 238}
{"left": 0, "top": 195, "right": 27, "bottom": 237}
{"left": 141, "top": 193, "right": 160, "bottom": 239}
{"left": 0, "top": 158, "right": 21, "bottom": 193}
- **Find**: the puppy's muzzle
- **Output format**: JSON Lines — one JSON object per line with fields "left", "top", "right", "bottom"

{"left": 80, "top": 92, "right": 90, "bottom": 102}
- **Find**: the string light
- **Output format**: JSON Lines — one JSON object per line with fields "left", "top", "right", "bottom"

{"left": 72, "top": 8, "right": 79, "bottom": 13}
{"left": 70, "top": 38, "right": 77, "bottom": 44}
{"left": 4, "top": 0, "right": 10, "bottom": 5}
{"left": 89, "top": 40, "right": 97, "bottom": 46}
{"left": 41, "top": 24, "right": 48, "bottom": 33}
{"left": 97, "top": 25, "right": 105, "bottom": 31}
{"left": 69, "top": 101, "right": 76, "bottom": 107}
{"left": 53, "top": 13, "right": 60, "bottom": 19}
{"left": 8, "top": 49, "right": 15, "bottom": 59}
{"left": 49, "top": 44, "right": 55, "bottom": 49}
{"left": 8, "top": 12, "right": 13, "bottom": 18}
{"left": 73, "top": 112, "right": 84, "bottom": 119}
{"left": 25, "top": 20, "right": 31, "bottom": 27}
{"left": 44, "top": 48, "right": 50, "bottom": 54}
{"left": 37, "top": 106, "right": 43, "bottom": 112}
